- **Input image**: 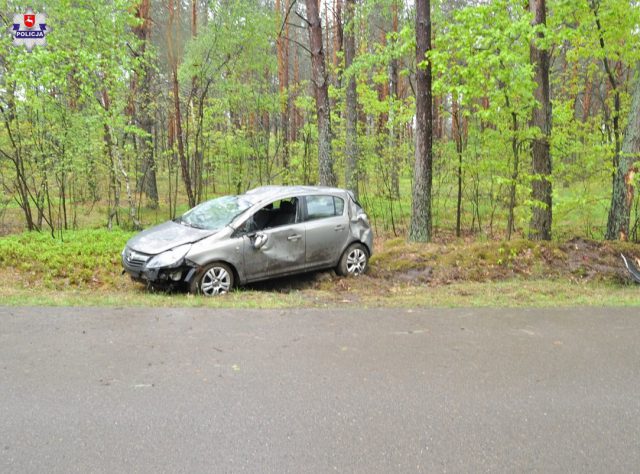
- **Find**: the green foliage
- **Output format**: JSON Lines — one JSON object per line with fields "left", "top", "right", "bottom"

{"left": 427, "top": 0, "right": 539, "bottom": 236}
{"left": 0, "top": 0, "right": 144, "bottom": 231}
{"left": 176, "top": 0, "right": 282, "bottom": 191}
{"left": 0, "top": 229, "right": 133, "bottom": 288}
{"left": 1, "top": 0, "right": 639, "bottom": 242}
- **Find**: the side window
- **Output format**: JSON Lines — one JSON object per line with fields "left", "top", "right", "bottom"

{"left": 242, "top": 199, "right": 299, "bottom": 232}
{"left": 306, "top": 195, "right": 345, "bottom": 221}
{"left": 267, "top": 198, "right": 298, "bottom": 227}
{"left": 334, "top": 196, "right": 344, "bottom": 216}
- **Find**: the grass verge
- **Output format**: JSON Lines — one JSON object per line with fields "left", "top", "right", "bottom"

{"left": 0, "top": 229, "right": 638, "bottom": 307}
{"left": 0, "top": 279, "right": 638, "bottom": 308}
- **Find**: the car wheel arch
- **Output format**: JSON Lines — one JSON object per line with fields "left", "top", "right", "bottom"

{"left": 336, "top": 242, "right": 370, "bottom": 276}
{"left": 341, "top": 239, "right": 371, "bottom": 259}
{"left": 191, "top": 259, "right": 241, "bottom": 285}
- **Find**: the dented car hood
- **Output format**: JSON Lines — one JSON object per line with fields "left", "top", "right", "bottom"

{"left": 126, "top": 220, "right": 218, "bottom": 255}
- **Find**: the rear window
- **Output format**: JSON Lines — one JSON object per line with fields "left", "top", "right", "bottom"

{"left": 306, "top": 195, "right": 344, "bottom": 221}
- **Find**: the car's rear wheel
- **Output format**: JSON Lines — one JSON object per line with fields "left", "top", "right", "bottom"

{"left": 190, "top": 262, "right": 234, "bottom": 296}
{"left": 336, "top": 243, "right": 368, "bottom": 276}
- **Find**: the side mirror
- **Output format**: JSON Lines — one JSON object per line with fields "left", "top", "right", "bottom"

{"left": 253, "top": 232, "right": 268, "bottom": 249}
{"left": 351, "top": 213, "right": 369, "bottom": 224}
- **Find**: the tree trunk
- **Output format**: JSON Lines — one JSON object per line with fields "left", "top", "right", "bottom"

{"left": 305, "top": 0, "right": 335, "bottom": 186}
{"left": 191, "top": 0, "right": 203, "bottom": 203}
{"left": 168, "top": 0, "right": 195, "bottom": 208}
{"left": 528, "top": 0, "right": 552, "bottom": 241}
{"left": 582, "top": 72, "right": 593, "bottom": 123}
{"left": 432, "top": 96, "right": 441, "bottom": 140}
{"left": 452, "top": 97, "right": 464, "bottom": 238}
{"left": 507, "top": 110, "right": 520, "bottom": 241}
{"left": 605, "top": 64, "right": 640, "bottom": 240}
{"left": 292, "top": 35, "right": 300, "bottom": 143}
{"left": 590, "top": 1, "right": 621, "bottom": 162}
{"left": 388, "top": 0, "right": 400, "bottom": 199}
{"left": 191, "top": 0, "right": 197, "bottom": 37}
{"left": 172, "top": 57, "right": 194, "bottom": 209}
{"left": 276, "top": 0, "right": 290, "bottom": 170}
{"left": 132, "top": 0, "right": 158, "bottom": 208}
{"left": 0, "top": 87, "right": 36, "bottom": 231}
{"left": 409, "top": 0, "right": 433, "bottom": 242}
{"left": 101, "top": 89, "right": 141, "bottom": 230}
{"left": 333, "top": 0, "right": 344, "bottom": 119}
{"left": 333, "top": 0, "right": 343, "bottom": 71}
{"left": 344, "top": 0, "right": 358, "bottom": 198}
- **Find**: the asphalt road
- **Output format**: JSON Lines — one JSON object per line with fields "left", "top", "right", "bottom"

{"left": 1, "top": 306, "right": 639, "bottom": 473}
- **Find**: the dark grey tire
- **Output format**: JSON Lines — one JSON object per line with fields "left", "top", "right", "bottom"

{"left": 190, "top": 262, "right": 234, "bottom": 296}
{"left": 336, "top": 243, "right": 368, "bottom": 276}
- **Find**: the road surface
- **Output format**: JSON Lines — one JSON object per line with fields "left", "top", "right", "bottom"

{"left": 1, "top": 306, "right": 639, "bottom": 473}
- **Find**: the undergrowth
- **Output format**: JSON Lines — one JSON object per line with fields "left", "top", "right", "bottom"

{"left": 0, "top": 229, "right": 133, "bottom": 288}
{"left": 0, "top": 229, "right": 638, "bottom": 307}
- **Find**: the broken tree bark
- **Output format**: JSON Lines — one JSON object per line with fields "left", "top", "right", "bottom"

{"left": 605, "top": 64, "right": 640, "bottom": 241}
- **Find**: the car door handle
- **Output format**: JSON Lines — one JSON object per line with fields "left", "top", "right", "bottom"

{"left": 334, "top": 225, "right": 345, "bottom": 231}
{"left": 287, "top": 234, "right": 302, "bottom": 241}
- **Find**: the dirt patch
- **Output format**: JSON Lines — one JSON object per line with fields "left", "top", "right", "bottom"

{"left": 371, "top": 237, "right": 639, "bottom": 287}
{"left": 559, "top": 238, "right": 634, "bottom": 283}
{"left": 395, "top": 267, "right": 433, "bottom": 283}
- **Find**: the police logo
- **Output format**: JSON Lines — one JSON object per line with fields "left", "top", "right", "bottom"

{"left": 23, "top": 14, "right": 36, "bottom": 28}
{"left": 10, "top": 8, "right": 49, "bottom": 52}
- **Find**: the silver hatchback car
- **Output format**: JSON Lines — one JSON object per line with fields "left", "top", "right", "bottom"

{"left": 122, "top": 186, "right": 373, "bottom": 295}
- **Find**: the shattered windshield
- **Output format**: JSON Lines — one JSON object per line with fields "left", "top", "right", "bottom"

{"left": 178, "top": 195, "right": 252, "bottom": 230}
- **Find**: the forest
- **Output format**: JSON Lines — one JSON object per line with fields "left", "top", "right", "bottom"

{"left": 1, "top": 0, "right": 639, "bottom": 244}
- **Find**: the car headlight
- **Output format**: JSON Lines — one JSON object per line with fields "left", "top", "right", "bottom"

{"left": 145, "top": 244, "right": 192, "bottom": 269}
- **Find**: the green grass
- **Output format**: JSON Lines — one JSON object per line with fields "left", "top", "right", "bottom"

{"left": 0, "top": 279, "right": 637, "bottom": 308}
{"left": 361, "top": 280, "right": 640, "bottom": 308}
{"left": 0, "top": 286, "right": 310, "bottom": 308}
{"left": 0, "top": 228, "right": 639, "bottom": 307}
{"left": 0, "top": 229, "right": 134, "bottom": 289}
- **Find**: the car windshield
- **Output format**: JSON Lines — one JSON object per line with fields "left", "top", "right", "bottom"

{"left": 178, "top": 195, "right": 252, "bottom": 230}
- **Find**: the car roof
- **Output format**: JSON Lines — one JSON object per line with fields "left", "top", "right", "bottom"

{"left": 242, "top": 185, "right": 350, "bottom": 203}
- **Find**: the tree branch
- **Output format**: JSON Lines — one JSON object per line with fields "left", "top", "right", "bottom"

{"left": 282, "top": 34, "right": 312, "bottom": 55}
{"left": 278, "top": 0, "right": 300, "bottom": 38}
{"left": 295, "top": 9, "right": 310, "bottom": 26}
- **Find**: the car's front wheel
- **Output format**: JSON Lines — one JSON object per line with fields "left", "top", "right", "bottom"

{"left": 190, "top": 262, "right": 234, "bottom": 296}
{"left": 336, "top": 243, "right": 369, "bottom": 276}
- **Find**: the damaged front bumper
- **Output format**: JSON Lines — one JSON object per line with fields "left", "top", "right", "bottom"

{"left": 121, "top": 246, "right": 198, "bottom": 287}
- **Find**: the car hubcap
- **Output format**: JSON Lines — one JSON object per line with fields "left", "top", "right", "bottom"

{"left": 201, "top": 267, "right": 231, "bottom": 295}
{"left": 346, "top": 248, "right": 366, "bottom": 275}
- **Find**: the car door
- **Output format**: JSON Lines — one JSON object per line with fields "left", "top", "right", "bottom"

{"left": 303, "top": 195, "right": 350, "bottom": 267}
{"left": 241, "top": 199, "right": 307, "bottom": 281}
